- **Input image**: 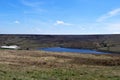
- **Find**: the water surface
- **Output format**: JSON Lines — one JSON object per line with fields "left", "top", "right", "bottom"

{"left": 39, "top": 47, "right": 109, "bottom": 54}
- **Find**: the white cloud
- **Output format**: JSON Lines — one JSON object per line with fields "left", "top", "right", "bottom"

{"left": 54, "top": 20, "right": 72, "bottom": 26}
{"left": 21, "top": 0, "right": 43, "bottom": 7}
{"left": 105, "top": 23, "right": 120, "bottom": 34}
{"left": 20, "top": 0, "right": 45, "bottom": 14}
{"left": 14, "top": 20, "right": 20, "bottom": 24}
{"left": 56, "top": 20, "right": 65, "bottom": 25}
{"left": 97, "top": 8, "right": 120, "bottom": 22}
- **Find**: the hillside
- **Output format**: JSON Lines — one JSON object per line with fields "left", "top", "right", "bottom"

{"left": 0, "top": 50, "right": 119, "bottom": 80}
{"left": 0, "top": 34, "right": 120, "bottom": 53}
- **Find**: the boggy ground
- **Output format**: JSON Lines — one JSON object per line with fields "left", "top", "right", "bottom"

{"left": 0, "top": 50, "right": 120, "bottom": 80}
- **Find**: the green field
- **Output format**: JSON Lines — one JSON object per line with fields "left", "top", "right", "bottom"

{"left": 0, "top": 50, "right": 120, "bottom": 80}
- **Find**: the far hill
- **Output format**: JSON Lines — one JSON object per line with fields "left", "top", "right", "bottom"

{"left": 0, "top": 34, "right": 120, "bottom": 53}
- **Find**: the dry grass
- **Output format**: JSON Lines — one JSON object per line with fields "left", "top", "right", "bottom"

{"left": 0, "top": 50, "right": 120, "bottom": 80}
{"left": 0, "top": 50, "right": 120, "bottom": 67}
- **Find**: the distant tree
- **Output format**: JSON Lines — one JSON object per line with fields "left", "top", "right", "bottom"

{"left": 106, "top": 44, "right": 110, "bottom": 51}
{"left": 93, "top": 42, "right": 101, "bottom": 49}
{"left": 26, "top": 48, "right": 29, "bottom": 50}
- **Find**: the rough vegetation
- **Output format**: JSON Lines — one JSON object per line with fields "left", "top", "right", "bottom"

{"left": 0, "top": 50, "right": 120, "bottom": 80}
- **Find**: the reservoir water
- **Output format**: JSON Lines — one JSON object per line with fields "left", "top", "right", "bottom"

{"left": 39, "top": 47, "right": 109, "bottom": 54}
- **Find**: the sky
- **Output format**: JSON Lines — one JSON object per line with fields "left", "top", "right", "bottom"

{"left": 0, "top": 0, "right": 120, "bottom": 34}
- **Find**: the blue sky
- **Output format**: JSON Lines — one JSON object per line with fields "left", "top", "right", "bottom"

{"left": 0, "top": 0, "right": 120, "bottom": 34}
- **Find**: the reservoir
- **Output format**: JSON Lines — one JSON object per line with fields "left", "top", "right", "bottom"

{"left": 39, "top": 47, "right": 109, "bottom": 54}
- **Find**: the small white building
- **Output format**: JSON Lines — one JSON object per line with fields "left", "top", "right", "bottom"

{"left": 0, "top": 45, "right": 20, "bottom": 49}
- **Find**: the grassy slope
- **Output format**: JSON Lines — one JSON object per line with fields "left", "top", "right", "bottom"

{"left": 0, "top": 50, "right": 120, "bottom": 80}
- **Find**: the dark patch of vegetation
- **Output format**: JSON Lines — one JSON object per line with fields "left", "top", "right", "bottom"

{"left": 71, "top": 57, "right": 120, "bottom": 66}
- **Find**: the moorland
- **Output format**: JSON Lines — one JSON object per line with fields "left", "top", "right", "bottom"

{"left": 0, "top": 34, "right": 120, "bottom": 80}
{"left": 0, "top": 34, "right": 120, "bottom": 53}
